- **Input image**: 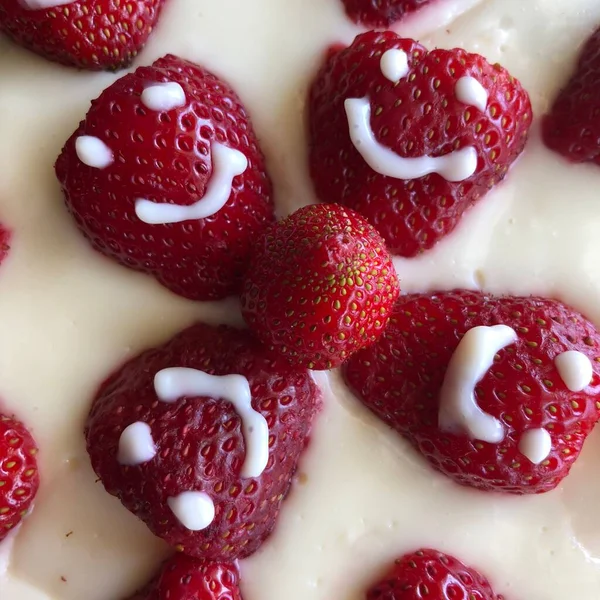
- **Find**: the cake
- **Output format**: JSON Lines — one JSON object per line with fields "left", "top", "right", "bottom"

{"left": 1, "top": 0, "right": 600, "bottom": 598}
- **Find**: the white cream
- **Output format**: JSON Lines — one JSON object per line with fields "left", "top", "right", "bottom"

{"left": 154, "top": 368, "right": 269, "bottom": 478}
{"left": 140, "top": 82, "right": 186, "bottom": 112}
{"left": 75, "top": 136, "right": 113, "bottom": 170}
{"left": 19, "top": 0, "right": 73, "bottom": 9}
{"left": 519, "top": 428, "right": 552, "bottom": 465}
{"left": 555, "top": 351, "right": 593, "bottom": 392}
{"left": 455, "top": 76, "right": 489, "bottom": 112}
{"left": 344, "top": 97, "right": 478, "bottom": 182}
{"left": 379, "top": 49, "right": 409, "bottom": 83}
{"left": 116, "top": 422, "right": 157, "bottom": 467}
{"left": 135, "top": 143, "right": 248, "bottom": 224}
{"left": 439, "top": 325, "right": 517, "bottom": 443}
{"left": 167, "top": 492, "right": 215, "bottom": 531}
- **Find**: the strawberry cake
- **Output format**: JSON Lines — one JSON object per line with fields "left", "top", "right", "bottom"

{"left": 1, "top": 0, "right": 600, "bottom": 598}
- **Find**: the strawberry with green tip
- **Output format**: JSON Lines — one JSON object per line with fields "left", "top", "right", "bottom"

{"left": 241, "top": 204, "right": 400, "bottom": 371}
{"left": 0, "top": 414, "right": 39, "bottom": 540}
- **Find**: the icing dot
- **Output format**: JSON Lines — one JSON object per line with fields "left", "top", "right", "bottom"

{"left": 167, "top": 492, "right": 215, "bottom": 531}
{"left": 75, "top": 136, "right": 114, "bottom": 169}
{"left": 141, "top": 82, "right": 187, "bottom": 112}
{"left": 455, "top": 76, "right": 489, "bottom": 112}
{"left": 555, "top": 350, "right": 593, "bottom": 392}
{"left": 117, "top": 422, "right": 157, "bottom": 466}
{"left": 519, "top": 428, "right": 552, "bottom": 465}
{"left": 380, "top": 49, "right": 409, "bottom": 83}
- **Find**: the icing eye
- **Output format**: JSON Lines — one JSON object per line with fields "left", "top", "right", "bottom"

{"left": 380, "top": 49, "right": 409, "bottom": 83}
{"left": 455, "top": 76, "right": 489, "bottom": 112}
{"left": 75, "top": 136, "right": 114, "bottom": 169}
{"left": 554, "top": 350, "right": 593, "bottom": 391}
{"left": 117, "top": 422, "right": 157, "bottom": 466}
{"left": 141, "top": 82, "right": 187, "bottom": 112}
{"left": 519, "top": 428, "right": 552, "bottom": 465}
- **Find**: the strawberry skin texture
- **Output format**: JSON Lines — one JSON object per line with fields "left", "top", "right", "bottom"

{"left": 86, "top": 322, "right": 321, "bottom": 560}
{"left": 368, "top": 549, "right": 503, "bottom": 600}
{"left": 241, "top": 204, "right": 400, "bottom": 371}
{"left": 309, "top": 31, "right": 532, "bottom": 256}
{"left": 125, "top": 555, "right": 242, "bottom": 600}
{"left": 342, "top": 0, "right": 432, "bottom": 26}
{"left": 0, "top": 0, "right": 165, "bottom": 71}
{"left": 344, "top": 290, "right": 600, "bottom": 494}
{"left": 0, "top": 414, "right": 40, "bottom": 541}
{"left": 56, "top": 54, "right": 274, "bottom": 301}
{"left": 543, "top": 27, "right": 600, "bottom": 165}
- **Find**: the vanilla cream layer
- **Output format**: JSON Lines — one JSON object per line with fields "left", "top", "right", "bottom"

{"left": 1, "top": 0, "right": 600, "bottom": 598}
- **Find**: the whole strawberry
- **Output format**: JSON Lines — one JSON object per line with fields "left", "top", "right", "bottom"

{"left": 309, "top": 31, "right": 532, "bottom": 256}
{"left": 368, "top": 549, "right": 504, "bottom": 600}
{"left": 86, "top": 322, "right": 320, "bottom": 560}
{"left": 543, "top": 27, "right": 600, "bottom": 165}
{"left": 344, "top": 290, "right": 600, "bottom": 494}
{"left": 125, "top": 555, "right": 242, "bottom": 600}
{"left": 342, "top": 0, "right": 432, "bottom": 26}
{"left": 0, "top": 414, "right": 39, "bottom": 541}
{"left": 241, "top": 204, "right": 400, "bottom": 371}
{"left": 0, "top": 0, "right": 165, "bottom": 71}
{"left": 56, "top": 54, "right": 274, "bottom": 301}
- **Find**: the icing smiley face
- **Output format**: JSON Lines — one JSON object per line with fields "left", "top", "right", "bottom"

{"left": 309, "top": 31, "right": 532, "bottom": 256}
{"left": 56, "top": 54, "right": 274, "bottom": 301}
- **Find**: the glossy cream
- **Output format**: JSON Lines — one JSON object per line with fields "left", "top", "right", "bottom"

{"left": 1, "top": 0, "right": 600, "bottom": 599}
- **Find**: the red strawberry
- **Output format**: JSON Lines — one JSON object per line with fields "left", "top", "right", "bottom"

{"left": 309, "top": 31, "right": 532, "bottom": 256}
{"left": 56, "top": 54, "right": 274, "bottom": 301}
{"left": 0, "top": 414, "right": 39, "bottom": 541}
{"left": 367, "top": 549, "right": 504, "bottom": 600}
{"left": 241, "top": 204, "right": 400, "bottom": 371}
{"left": 543, "top": 27, "right": 600, "bottom": 165}
{"left": 0, "top": 225, "right": 10, "bottom": 267}
{"left": 125, "top": 555, "right": 242, "bottom": 600}
{"left": 0, "top": 0, "right": 165, "bottom": 71}
{"left": 342, "top": 0, "right": 432, "bottom": 26}
{"left": 343, "top": 290, "right": 600, "bottom": 494}
{"left": 86, "top": 322, "right": 320, "bottom": 560}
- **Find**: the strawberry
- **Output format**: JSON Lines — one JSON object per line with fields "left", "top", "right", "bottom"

{"left": 343, "top": 290, "right": 600, "bottom": 494}
{"left": 125, "top": 555, "right": 242, "bottom": 600}
{"left": 342, "top": 0, "right": 432, "bottom": 26}
{"left": 543, "top": 27, "right": 600, "bottom": 165}
{"left": 0, "top": 0, "right": 165, "bottom": 71}
{"left": 0, "top": 414, "right": 40, "bottom": 541}
{"left": 56, "top": 54, "right": 274, "bottom": 301}
{"left": 309, "top": 31, "right": 532, "bottom": 256}
{"left": 0, "top": 225, "right": 10, "bottom": 267}
{"left": 240, "top": 204, "right": 400, "bottom": 371}
{"left": 86, "top": 322, "right": 320, "bottom": 560}
{"left": 367, "top": 549, "right": 504, "bottom": 600}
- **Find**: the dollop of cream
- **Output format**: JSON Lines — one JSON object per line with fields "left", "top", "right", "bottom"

{"left": 75, "top": 136, "right": 114, "bottom": 170}
{"left": 117, "top": 422, "right": 157, "bottom": 466}
{"left": 140, "top": 82, "right": 187, "bottom": 112}
{"left": 380, "top": 49, "right": 409, "bottom": 83}
{"left": 554, "top": 350, "right": 593, "bottom": 392}
{"left": 167, "top": 492, "right": 215, "bottom": 531}
{"left": 455, "top": 76, "right": 489, "bottom": 112}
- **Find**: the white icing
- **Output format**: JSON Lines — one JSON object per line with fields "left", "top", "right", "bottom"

{"left": 439, "top": 325, "right": 517, "bottom": 443}
{"left": 116, "top": 422, "right": 157, "bottom": 467}
{"left": 153, "top": 368, "right": 269, "bottom": 478}
{"left": 135, "top": 143, "right": 248, "bottom": 225}
{"left": 167, "top": 492, "right": 215, "bottom": 531}
{"left": 519, "top": 428, "right": 552, "bottom": 465}
{"left": 555, "top": 351, "right": 593, "bottom": 392}
{"left": 140, "top": 82, "right": 187, "bottom": 112}
{"left": 344, "top": 97, "right": 478, "bottom": 182}
{"left": 380, "top": 49, "right": 409, "bottom": 83}
{"left": 75, "top": 136, "right": 113, "bottom": 170}
{"left": 455, "top": 76, "right": 489, "bottom": 112}
{"left": 19, "top": 0, "right": 73, "bottom": 9}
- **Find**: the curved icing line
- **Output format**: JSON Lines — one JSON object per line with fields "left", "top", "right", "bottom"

{"left": 344, "top": 97, "right": 478, "bottom": 182}
{"left": 135, "top": 142, "right": 248, "bottom": 225}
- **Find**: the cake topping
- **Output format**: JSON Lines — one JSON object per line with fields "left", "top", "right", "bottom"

{"left": 455, "top": 76, "right": 489, "bottom": 112}
{"left": 241, "top": 204, "right": 400, "bottom": 370}
{"left": 344, "top": 290, "right": 600, "bottom": 494}
{"left": 117, "top": 422, "right": 157, "bottom": 467}
{"left": 543, "top": 27, "right": 600, "bottom": 165}
{"left": 519, "top": 428, "right": 552, "bottom": 465}
{"left": 309, "top": 31, "right": 532, "bottom": 256}
{"left": 341, "top": 0, "right": 432, "bottom": 26}
{"left": 0, "top": 414, "right": 39, "bottom": 541}
{"left": 140, "top": 82, "right": 187, "bottom": 112}
{"left": 75, "top": 136, "right": 114, "bottom": 170}
{"left": 345, "top": 97, "right": 478, "bottom": 182}
{"left": 85, "top": 323, "right": 320, "bottom": 560}
{"left": 379, "top": 48, "right": 409, "bottom": 83}
{"left": 167, "top": 492, "right": 215, "bottom": 532}
{"left": 555, "top": 350, "right": 593, "bottom": 391}
{"left": 55, "top": 54, "right": 274, "bottom": 301}
{"left": 135, "top": 143, "right": 249, "bottom": 225}
{"left": 153, "top": 368, "right": 269, "bottom": 478}
{"left": 438, "top": 325, "right": 516, "bottom": 443}
{"left": 0, "top": 0, "right": 166, "bottom": 71}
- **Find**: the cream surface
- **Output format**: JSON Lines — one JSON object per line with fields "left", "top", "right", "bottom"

{"left": 1, "top": 0, "right": 600, "bottom": 598}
